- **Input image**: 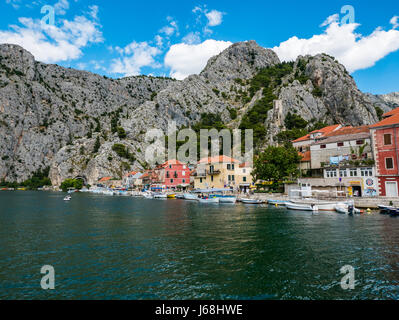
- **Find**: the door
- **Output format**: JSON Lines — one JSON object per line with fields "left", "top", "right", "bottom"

{"left": 385, "top": 181, "right": 398, "bottom": 197}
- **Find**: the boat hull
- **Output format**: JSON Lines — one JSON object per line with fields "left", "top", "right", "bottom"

{"left": 183, "top": 193, "right": 198, "bottom": 201}
{"left": 198, "top": 198, "right": 219, "bottom": 204}
{"left": 219, "top": 197, "right": 237, "bottom": 203}
{"left": 241, "top": 199, "right": 263, "bottom": 204}
{"left": 286, "top": 202, "right": 317, "bottom": 212}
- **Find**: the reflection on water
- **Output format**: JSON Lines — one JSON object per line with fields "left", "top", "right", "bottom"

{"left": 0, "top": 191, "right": 399, "bottom": 299}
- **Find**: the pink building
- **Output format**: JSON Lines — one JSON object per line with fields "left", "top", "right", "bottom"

{"left": 153, "top": 160, "right": 191, "bottom": 189}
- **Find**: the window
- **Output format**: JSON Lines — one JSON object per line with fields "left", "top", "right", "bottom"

{"left": 356, "top": 140, "right": 364, "bottom": 145}
{"left": 231, "top": 175, "right": 235, "bottom": 181}
{"left": 170, "top": 179, "right": 174, "bottom": 183}
{"left": 182, "top": 179, "right": 185, "bottom": 183}
{"left": 169, "top": 165, "right": 172, "bottom": 169}
{"left": 232, "top": 164, "right": 235, "bottom": 170}
{"left": 243, "top": 177, "right": 247, "bottom": 182}
{"left": 326, "top": 169, "right": 337, "bottom": 178}
{"left": 211, "top": 176, "right": 214, "bottom": 182}
{"left": 384, "top": 134, "right": 392, "bottom": 145}
{"left": 320, "top": 145, "right": 326, "bottom": 149}
{"left": 166, "top": 172, "right": 170, "bottom": 178}
{"left": 339, "top": 169, "right": 347, "bottom": 177}
{"left": 350, "top": 169, "right": 358, "bottom": 177}
{"left": 200, "top": 178, "right": 203, "bottom": 183}
{"left": 361, "top": 168, "right": 373, "bottom": 177}
{"left": 337, "top": 142, "right": 344, "bottom": 147}
{"left": 386, "top": 158, "right": 394, "bottom": 170}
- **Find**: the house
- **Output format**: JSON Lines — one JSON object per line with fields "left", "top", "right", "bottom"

{"left": 370, "top": 107, "right": 399, "bottom": 197}
{"left": 193, "top": 155, "right": 241, "bottom": 190}
{"left": 123, "top": 171, "right": 143, "bottom": 189}
{"left": 293, "top": 125, "right": 342, "bottom": 174}
{"left": 292, "top": 124, "right": 342, "bottom": 152}
{"left": 237, "top": 162, "right": 254, "bottom": 193}
{"left": 294, "top": 126, "right": 377, "bottom": 197}
{"left": 152, "top": 160, "right": 191, "bottom": 189}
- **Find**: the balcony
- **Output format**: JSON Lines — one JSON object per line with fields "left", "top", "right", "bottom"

{"left": 207, "top": 170, "right": 221, "bottom": 175}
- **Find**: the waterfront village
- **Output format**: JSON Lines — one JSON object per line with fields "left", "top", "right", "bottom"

{"left": 4, "top": 107, "right": 399, "bottom": 211}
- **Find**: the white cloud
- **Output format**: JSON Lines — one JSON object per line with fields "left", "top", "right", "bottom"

{"left": 159, "top": 17, "right": 179, "bottom": 37}
{"left": 0, "top": 11, "right": 103, "bottom": 63}
{"left": 391, "top": 16, "right": 399, "bottom": 29}
{"left": 164, "top": 39, "right": 232, "bottom": 80}
{"left": 181, "top": 31, "right": 201, "bottom": 44}
{"left": 273, "top": 15, "right": 399, "bottom": 73}
{"left": 110, "top": 41, "right": 161, "bottom": 76}
{"left": 205, "top": 10, "right": 224, "bottom": 27}
{"left": 54, "top": 0, "right": 69, "bottom": 15}
{"left": 5, "top": 0, "right": 21, "bottom": 9}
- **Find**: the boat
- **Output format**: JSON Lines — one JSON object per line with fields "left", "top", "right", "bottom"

{"left": 143, "top": 191, "right": 153, "bottom": 199}
{"left": 167, "top": 194, "right": 176, "bottom": 199}
{"left": 67, "top": 189, "right": 76, "bottom": 194}
{"left": 241, "top": 199, "right": 264, "bottom": 205}
{"left": 198, "top": 196, "right": 219, "bottom": 204}
{"left": 335, "top": 203, "right": 363, "bottom": 215}
{"left": 218, "top": 196, "right": 237, "bottom": 204}
{"left": 175, "top": 194, "right": 185, "bottom": 199}
{"left": 63, "top": 196, "right": 71, "bottom": 201}
{"left": 378, "top": 205, "right": 394, "bottom": 214}
{"left": 183, "top": 193, "right": 198, "bottom": 201}
{"left": 154, "top": 193, "right": 167, "bottom": 199}
{"left": 286, "top": 201, "right": 318, "bottom": 212}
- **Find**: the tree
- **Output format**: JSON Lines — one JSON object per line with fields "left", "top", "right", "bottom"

{"left": 60, "top": 179, "right": 83, "bottom": 192}
{"left": 252, "top": 145, "right": 301, "bottom": 184}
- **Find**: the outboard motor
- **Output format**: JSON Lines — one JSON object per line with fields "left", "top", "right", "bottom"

{"left": 348, "top": 203, "right": 354, "bottom": 216}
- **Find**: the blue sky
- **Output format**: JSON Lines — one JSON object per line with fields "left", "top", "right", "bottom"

{"left": 0, "top": 0, "right": 398, "bottom": 94}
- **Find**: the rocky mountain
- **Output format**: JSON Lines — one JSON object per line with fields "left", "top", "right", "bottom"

{"left": 0, "top": 41, "right": 396, "bottom": 186}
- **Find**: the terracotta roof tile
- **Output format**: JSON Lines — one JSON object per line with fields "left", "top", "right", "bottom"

{"left": 323, "top": 125, "right": 370, "bottom": 137}
{"left": 382, "top": 107, "right": 399, "bottom": 118}
{"left": 370, "top": 113, "right": 399, "bottom": 128}
{"left": 292, "top": 124, "right": 341, "bottom": 143}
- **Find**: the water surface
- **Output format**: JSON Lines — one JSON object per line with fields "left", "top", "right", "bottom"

{"left": 1, "top": 191, "right": 398, "bottom": 299}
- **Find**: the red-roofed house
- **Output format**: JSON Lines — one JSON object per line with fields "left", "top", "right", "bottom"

{"left": 370, "top": 112, "right": 399, "bottom": 197}
{"left": 152, "top": 160, "right": 191, "bottom": 189}
{"left": 292, "top": 125, "right": 342, "bottom": 152}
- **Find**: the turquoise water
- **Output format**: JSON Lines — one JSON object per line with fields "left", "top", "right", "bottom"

{"left": 0, "top": 191, "right": 399, "bottom": 300}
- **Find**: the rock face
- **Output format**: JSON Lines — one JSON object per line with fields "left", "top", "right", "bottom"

{"left": 0, "top": 41, "right": 396, "bottom": 185}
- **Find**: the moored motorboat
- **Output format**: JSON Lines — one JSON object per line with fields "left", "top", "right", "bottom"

{"left": 153, "top": 193, "right": 167, "bottom": 199}
{"left": 241, "top": 198, "right": 264, "bottom": 204}
{"left": 167, "top": 194, "right": 176, "bottom": 199}
{"left": 286, "top": 201, "right": 318, "bottom": 212}
{"left": 198, "top": 197, "right": 219, "bottom": 204}
{"left": 63, "top": 196, "right": 71, "bottom": 201}
{"left": 218, "top": 196, "right": 237, "bottom": 203}
{"left": 183, "top": 193, "right": 198, "bottom": 201}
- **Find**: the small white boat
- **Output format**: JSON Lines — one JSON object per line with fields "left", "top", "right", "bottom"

{"left": 63, "top": 196, "right": 71, "bottom": 201}
{"left": 219, "top": 196, "right": 237, "bottom": 204}
{"left": 183, "top": 193, "right": 198, "bottom": 201}
{"left": 286, "top": 202, "right": 318, "bottom": 212}
{"left": 335, "top": 203, "right": 362, "bottom": 215}
{"left": 241, "top": 199, "right": 263, "bottom": 204}
{"left": 143, "top": 192, "right": 153, "bottom": 199}
{"left": 198, "top": 197, "right": 219, "bottom": 204}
